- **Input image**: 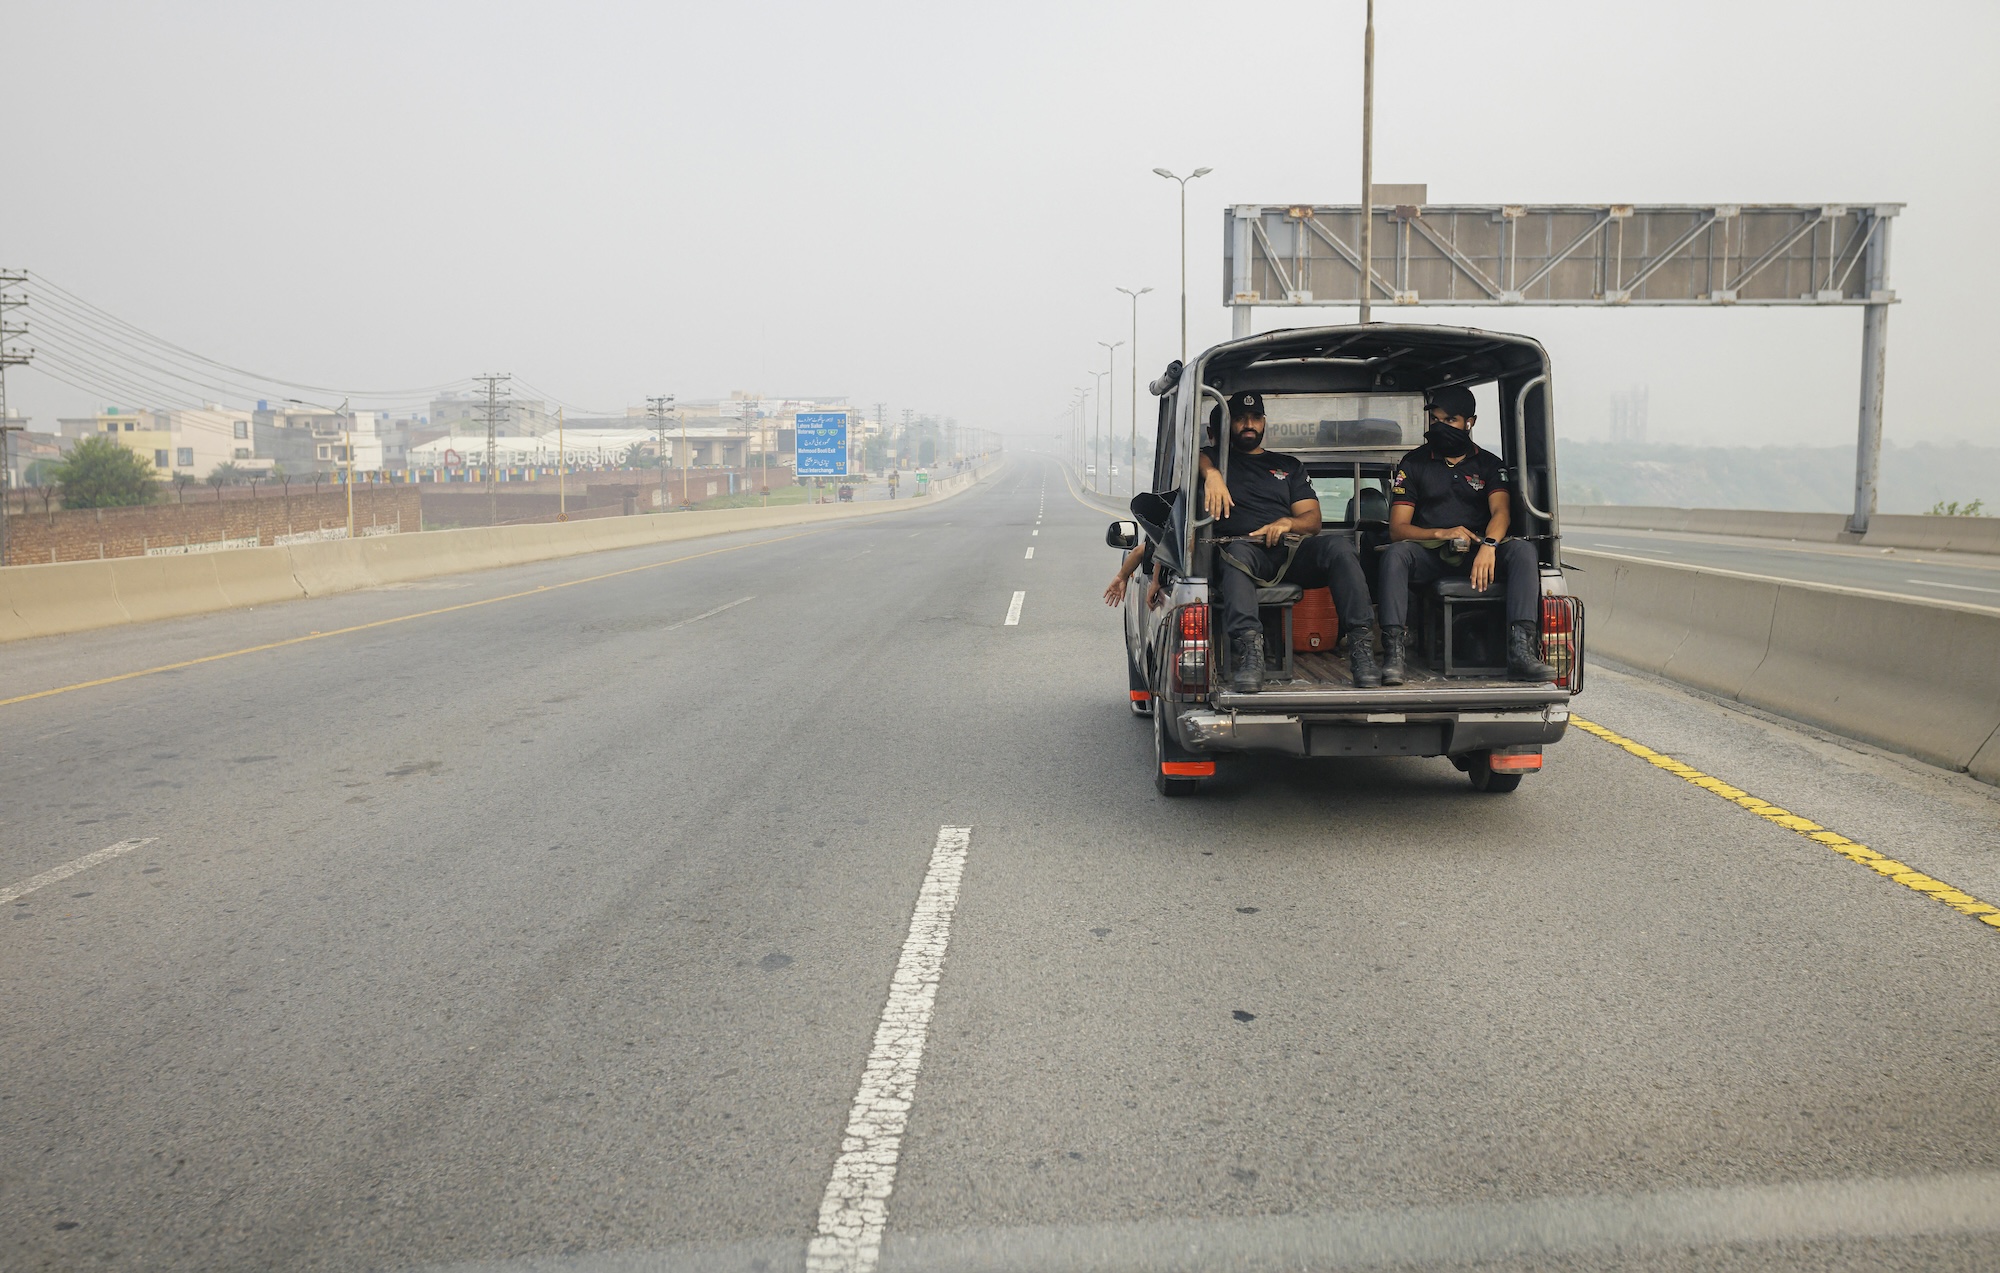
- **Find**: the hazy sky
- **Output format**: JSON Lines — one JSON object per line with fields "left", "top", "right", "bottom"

{"left": 7, "top": 0, "right": 1997, "bottom": 452}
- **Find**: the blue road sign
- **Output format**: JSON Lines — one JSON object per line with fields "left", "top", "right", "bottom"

{"left": 795, "top": 412, "right": 848, "bottom": 476}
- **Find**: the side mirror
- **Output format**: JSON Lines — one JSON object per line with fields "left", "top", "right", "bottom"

{"left": 1105, "top": 519, "right": 1139, "bottom": 549}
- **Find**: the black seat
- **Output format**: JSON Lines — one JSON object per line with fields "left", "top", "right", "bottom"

{"left": 1256, "top": 584, "right": 1304, "bottom": 605}
{"left": 1422, "top": 577, "right": 1507, "bottom": 676}
{"left": 1341, "top": 488, "right": 1390, "bottom": 523}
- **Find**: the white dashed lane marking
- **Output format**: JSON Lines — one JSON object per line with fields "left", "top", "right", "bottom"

{"left": 0, "top": 837, "right": 158, "bottom": 907}
{"left": 806, "top": 825, "right": 973, "bottom": 1273}
{"left": 1024, "top": 547, "right": 1035, "bottom": 559}
{"left": 1004, "top": 591, "right": 1026, "bottom": 625}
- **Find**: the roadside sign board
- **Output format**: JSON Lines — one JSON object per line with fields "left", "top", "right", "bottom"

{"left": 795, "top": 413, "right": 848, "bottom": 476}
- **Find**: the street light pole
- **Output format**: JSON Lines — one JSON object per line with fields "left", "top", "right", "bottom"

{"left": 1072, "top": 389, "right": 1088, "bottom": 477}
{"left": 1116, "top": 286, "right": 1152, "bottom": 495}
{"left": 1358, "top": 0, "right": 1376, "bottom": 324}
{"left": 1153, "top": 167, "right": 1212, "bottom": 361}
{"left": 1097, "top": 341, "right": 1122, "bottom": 495}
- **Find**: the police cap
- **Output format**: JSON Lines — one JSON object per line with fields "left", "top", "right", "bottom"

{"left": 1426, "top": 385, "right": 1478, "bottom": 419}
{"left": 1227, "top": 391, "right": 1265, "bottom": 421}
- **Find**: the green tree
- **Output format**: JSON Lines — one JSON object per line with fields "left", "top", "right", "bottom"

{"left": 50, "top": 436, "right": 159, "bottom": 508}
{"left": 1927, "top": 498, "right": 1987, "bottom": 517}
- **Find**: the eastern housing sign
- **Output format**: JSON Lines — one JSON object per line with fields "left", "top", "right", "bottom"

{"left": 794, "top": 412, "right": 848, "bottom": 477}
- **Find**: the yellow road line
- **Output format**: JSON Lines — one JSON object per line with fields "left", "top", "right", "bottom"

{"left": 1, "top": 528, "right": 829, "bottom": 710}
{"left": 1571, "top": 715, "right": 2000, "bottom": 932}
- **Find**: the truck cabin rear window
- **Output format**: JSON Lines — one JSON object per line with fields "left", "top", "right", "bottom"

{"left": 1309, "top": 470, "right": 1393, "bottom": 526}
{"left": 1256, "top": 393, "right": 1428, "bottom": 453}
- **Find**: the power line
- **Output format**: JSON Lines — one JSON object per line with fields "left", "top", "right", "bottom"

{"left": 25, "top": 271, "right": 472, "bottom": 399}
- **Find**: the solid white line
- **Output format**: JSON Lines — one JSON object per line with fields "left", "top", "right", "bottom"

{"left": 806, "top": 825, "right": 973, "bottom": 1273}
{"left": 1024, "top": 547, "right": 1035, "bottom": 559}
{"left": 661, "top": 596, "right": 754, "bottom": 631}
{"left": 1004, "top": 591, "right": 1026, "bottom": 625}
{"left": 0, "top": 837, "right": 158, "bottom": 907}
{"left": 1909, "top": 578, "right": 2000, "bottom": 595}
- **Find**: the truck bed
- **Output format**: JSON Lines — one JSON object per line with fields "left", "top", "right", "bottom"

{"left": 1210, "top": 650, "right": 1568, "bottom": 714}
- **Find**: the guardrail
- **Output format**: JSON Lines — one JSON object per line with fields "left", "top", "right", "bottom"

{"left": 1565, "top": 549, "right": 2000, "bottom": 786}
{"left": 1563, "top": 505, "right": 2000, "bottom": 555}
{"left": 0, "top": 458, "right": 1003, "bottom": 644}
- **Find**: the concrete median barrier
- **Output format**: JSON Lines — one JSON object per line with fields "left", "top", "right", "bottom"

{"left": 1567, "top": 548, "right": 2000, "bottom": 785}
{"left": 1563, "top": 505, "right": 1849, "bottom": 541}
{"left": 1860, "top": 513, "right": 2000, "bottom": 554}
{"left": 1565, "top": 504, "right": 2000, "bottom": 555}
{"left": 0, "top": 459, "right": 1003, "bottom": 644}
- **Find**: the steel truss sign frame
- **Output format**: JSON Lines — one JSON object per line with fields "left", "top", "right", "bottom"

{"left": 1222, "top": 203, "right": 1900, "bottom": 532}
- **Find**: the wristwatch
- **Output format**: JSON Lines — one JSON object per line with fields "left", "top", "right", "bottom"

{"left": 1478, "top": 536, "right": 1499, "bottom": 547}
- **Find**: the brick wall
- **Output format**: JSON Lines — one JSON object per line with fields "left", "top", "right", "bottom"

{"left": 2, "top": 487, "right": 421, "bottom": 565}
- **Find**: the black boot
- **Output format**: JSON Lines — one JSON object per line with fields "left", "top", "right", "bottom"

{"left": 1347, "top": 626, "right": 1383, "bottom": 689}
{"left": 1379, "top": 625, "right": 1408, "bottom": 686}
{"left": 1229, "top": 631, "right": 1266, "bottom": 693}
{"left": 1508, "top": 621, "right": 1558, "bottom": 682}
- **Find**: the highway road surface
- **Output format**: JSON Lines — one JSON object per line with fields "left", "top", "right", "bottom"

{"left": 1572, "top": 527, "right": 2000, "bottom": 610}
{"left": 5, "top": 455, "right": 1999, "bottom": 1272}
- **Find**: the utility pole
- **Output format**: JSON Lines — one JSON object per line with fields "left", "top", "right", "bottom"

{"left": 473, "top": 373, "right": 510, "bottom": 526}
{"left": 648, "top": 395, "right": 673, "bottom": 512}
{"left": 679, "top": 404, "right": 689, "bottom": 510}
{"left": 1358, "top": 0, "right": 1376, "bottom": 324}
{"left": 557, "top": 407, "right": 567, "bottom": 520}
{"left": 339, "top": 398, "right": 354, "bottom": 539}
{"left": 0, "top": 271, "right": 32, "bottom": 568}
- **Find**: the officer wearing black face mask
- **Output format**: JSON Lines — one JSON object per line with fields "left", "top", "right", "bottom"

{"left": 1377, "top": 385, "right": 1557, "bottom": 683}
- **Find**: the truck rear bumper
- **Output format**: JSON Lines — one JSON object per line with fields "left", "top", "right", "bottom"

{"left": 1176, "top": 703, "right": 1569, "bottom": 758}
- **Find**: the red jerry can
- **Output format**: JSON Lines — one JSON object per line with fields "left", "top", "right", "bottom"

{"left": 1292, "top": 588, "right": 1339, "bottom": 652}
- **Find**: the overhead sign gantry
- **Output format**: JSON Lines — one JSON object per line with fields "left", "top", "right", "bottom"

{"left": 1222, "top": 201, "right": 1900, "bottom": 532}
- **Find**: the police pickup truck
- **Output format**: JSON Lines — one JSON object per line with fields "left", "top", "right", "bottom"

{"left": 1110, "top": 324, "right": 1584, "bottom": 796}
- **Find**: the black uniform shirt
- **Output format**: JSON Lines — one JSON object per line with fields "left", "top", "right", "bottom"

{"left": 1202, "top": 446, "right": 1315, "bottom": 538}
{"left": 1390, "top": 442, "right": 1505, "bottom": 533}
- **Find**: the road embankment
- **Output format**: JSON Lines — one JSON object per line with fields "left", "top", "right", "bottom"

{"left": 0, "top": 461, "right": 999, "bottom": 643}
{"left": 1566, "top": 548, "right": 2000, "bottom": 785}
{"left": 1565, "top": 505, "right": 2000, "bottom": 555}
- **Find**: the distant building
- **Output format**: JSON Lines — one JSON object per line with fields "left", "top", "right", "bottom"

{"left": 429, "top": 392, "right": 553, "bottom": 439}
{"left": 1609, "top": 386, "right": 1649, "bottom": 445}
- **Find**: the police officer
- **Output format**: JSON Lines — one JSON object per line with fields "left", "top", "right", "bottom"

{"left": 1378, "top": 385, "right": 1556, "bottom": 684}
{"left": 1200, "top": 391, "right": 1382, "bottom": 692}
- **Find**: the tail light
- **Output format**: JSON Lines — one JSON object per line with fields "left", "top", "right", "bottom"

{"left": 1540, "top": 596, "right": 1585, "bottom": 693}
{"left": 1171, "top": 603, "right": 1210, "bottom": 695}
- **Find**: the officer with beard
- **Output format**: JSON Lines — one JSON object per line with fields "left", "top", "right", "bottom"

{"left": 1199, "top": 391, "right": 1382, "bottom": 692}
{"left": 1378, "top": 385, "right": 1557, "bottom": 683}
